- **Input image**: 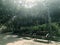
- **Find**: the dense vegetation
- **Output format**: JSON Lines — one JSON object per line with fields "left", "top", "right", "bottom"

{"left": 0, "top": 0, "right": 60, "bottom": 39}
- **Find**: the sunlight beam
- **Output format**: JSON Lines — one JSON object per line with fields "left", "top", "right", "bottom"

{"left": 13, "top": 0, "right": 39, "bottom": 8}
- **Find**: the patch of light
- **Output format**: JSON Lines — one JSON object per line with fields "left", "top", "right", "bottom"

{"left": 0, "top": 26, "right": 7, "bottom": 31}
{"left": 24, "top": 0, "right": 37, "bottom": 8}
{"left": 13, "top": 0, "right": 40, "bottom": 8}
{"left": 12, "top": 15, "right": 16, "bottom": 21}
{"left": 2, "top": 0, "right": 46, "bottom": 9}
{"left": 24, "top": 3, "right": 37, "bottom": 8}
{"left": 18, "top": 0, "right": 23, "bottom": 4}
{"left": 25, "top": 0, "right": 36, "bottom": 3}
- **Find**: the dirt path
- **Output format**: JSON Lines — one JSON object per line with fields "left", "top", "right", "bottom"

{"left": 6, "top": 39, "right": 60, "bottom": 45}
{"left": 0, "top": 34, "right": 60, "bottom": 45}
{"left": 6, "top": 37, "right": 60, "bottom": 45}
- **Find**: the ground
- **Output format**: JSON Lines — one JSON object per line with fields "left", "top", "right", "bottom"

{"left": 0, "top": 34, "right": 60, "bottom": 45}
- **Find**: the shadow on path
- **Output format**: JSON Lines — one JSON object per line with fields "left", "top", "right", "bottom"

{"left": 0, "top": 34, "right": 23, "bottom": 45}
